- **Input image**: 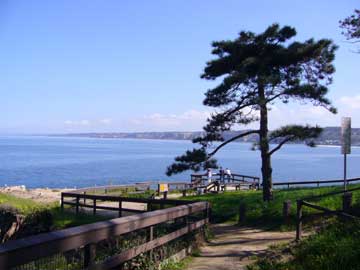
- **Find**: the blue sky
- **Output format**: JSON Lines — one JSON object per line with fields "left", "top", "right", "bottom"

{"left": 1, "top": 0, "right": 359, "bottom": 133}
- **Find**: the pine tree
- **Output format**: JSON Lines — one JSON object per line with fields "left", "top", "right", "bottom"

{"left": 166, "top": 24, "right": 337, "bottom": 201}
{"left": 340, "top": 9, "right": 360, "bottom": 52}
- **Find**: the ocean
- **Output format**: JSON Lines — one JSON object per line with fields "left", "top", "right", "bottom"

{"left": 0, "top": 136, "right": 359, "bottom": 188}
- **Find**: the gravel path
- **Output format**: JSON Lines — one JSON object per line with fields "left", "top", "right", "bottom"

{"left": 186, "top": 223, "right": 295, "bottom": 270}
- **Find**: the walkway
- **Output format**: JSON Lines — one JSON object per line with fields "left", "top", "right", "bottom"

{"left": 186, "top": 224, "right": 295, "bottom": 270}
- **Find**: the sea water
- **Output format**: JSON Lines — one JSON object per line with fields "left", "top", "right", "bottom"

{"left": 0, "top": 136, "right": 359, "bottom": 188}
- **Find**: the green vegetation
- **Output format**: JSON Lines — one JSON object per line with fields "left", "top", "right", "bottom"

{"left": 161, "top": 256, "right": 193, "bottom": 270}
{"left": 0, "top": 193, "right": 107, "bottom": 230}
{"left": 248, "top": 220, "right": 360, "bottom": 270}
{"left": 184, "top": 184, "right": 360, "bottom": 229}
{"left": 0, "top": 193, "right": 44, "bottom": 214}
{"left": 50, "top": 206, "right": 108, "bottom": 229}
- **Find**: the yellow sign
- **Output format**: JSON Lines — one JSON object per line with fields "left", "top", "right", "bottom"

{"left": 159, "top": 183, "right": 169, "bottom": 193}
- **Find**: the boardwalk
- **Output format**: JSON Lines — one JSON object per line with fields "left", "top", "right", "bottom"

{"left": 186, "top": 224, "right": 295, "bottom": 270}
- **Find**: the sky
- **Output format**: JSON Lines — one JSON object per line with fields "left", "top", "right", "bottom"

{"left": 0, "top": 0, "right": 359, "bottom": 134}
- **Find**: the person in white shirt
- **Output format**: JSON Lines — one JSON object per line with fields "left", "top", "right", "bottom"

{"left": 206, "top": 168, "right": 213, "bottom": 184}
{"left": 225, "top": 168, "right": 232, "bottom": 182}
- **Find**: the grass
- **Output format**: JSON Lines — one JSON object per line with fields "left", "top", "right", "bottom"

{"left": 0, "top": 193, "right": 108, "bottom": 229}
{"left": 0, "top": 193, "right": 44, "bottom": 214}
{"left": 247, "top": 220, "right": 360, "bottom": 270}
{"left": 183, "top": 184, "right": 360, "bottom": 230}
{"left": 161, "top": 256, "right": 193, "bottom": 270}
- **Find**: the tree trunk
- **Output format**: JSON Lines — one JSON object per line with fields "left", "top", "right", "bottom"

{"left": 259, "top": 86, "right": 273, "bottom": 201}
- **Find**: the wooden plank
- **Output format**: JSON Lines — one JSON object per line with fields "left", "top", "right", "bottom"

{"left": 88, "top": 219, "right": 207, "bottom": 270}
{"left": 274, "top": 177, "right": 360, "bottom": 187}
{"left": 62, "top": 192, "right": 197, "bottom": 205}
{"left": 0, "top": 202, "right": 208, "bottom": 269}
{"left": 301, "top": 186, "right": 360, "bottom": 201}
{"left": 301, "top": 201, "right": 357, "bottom": 219}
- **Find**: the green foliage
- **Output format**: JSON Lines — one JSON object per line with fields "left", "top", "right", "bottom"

{"left": 50, "top": 206, "right": 107, "bottom": 229}
{"left": 0, "top": 193, "right": 108, "bottom": 230}
{"left": 0, "top": 193, "right": 44, "bottom": 214}
{"left": 340, "top": 9, "right": 360, "bottom": 41}
{"left": 160, "top": 256, "right": 193, "bottom": 270}
{"left": 183, "top": 184, "right": 360, "bottom": 229}
{"left": 269, "top": 125, "right": 323, "bottom": 150}
{"left": 248, "top": 220, "right": 360, "bottom": 270}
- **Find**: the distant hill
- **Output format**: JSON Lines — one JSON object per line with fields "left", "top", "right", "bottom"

{"left": 55, "top": 127, "right": 360, "bottom": 146}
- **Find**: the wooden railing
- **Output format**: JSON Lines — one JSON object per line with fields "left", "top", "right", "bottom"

{"left": 274, "top": 177, "right": 360, "bottom": 189}
{"left": 191, "top": 173, "right": 260, "bottom": 187}
{"left": 61, "top": 192, "right": 197, "bottom": 216}
{"left": 295, "top": 186, "right": 360, "bottom": 240}
{"left": 0, "top": 201, "right": 210, "bottom": 269}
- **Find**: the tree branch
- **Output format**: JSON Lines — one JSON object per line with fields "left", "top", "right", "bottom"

{"left": 207, "top": 130, "right": 259, "bottom": 157}
{"left": 268, "top": 136, "right": 294, "bottom": 156}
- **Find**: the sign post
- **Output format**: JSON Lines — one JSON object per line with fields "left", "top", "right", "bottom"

{"left": 341, "top": 117, "right": 351, "bottom": 191}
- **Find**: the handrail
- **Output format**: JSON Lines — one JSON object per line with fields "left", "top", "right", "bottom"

{"left": 61, "top": 192, "right": 197, "bottom": 216}
{"left": 300, "top": 186, "right": 360, "bottom": 201}
{"left": 0, "top": 201, "right": 209, "bottom": 269}
{"left": 274, "top": 177, "right": 360, "bottom": 187}
{"left": 62, "top": 192, "right": 196, "bottom": 205}
{"left": 295, "top": 187, "right": 360, "bottom": 240}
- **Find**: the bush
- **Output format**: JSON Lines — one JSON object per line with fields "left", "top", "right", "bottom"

{"left": 247, "top": 220, "right": 360, "bottom": 270}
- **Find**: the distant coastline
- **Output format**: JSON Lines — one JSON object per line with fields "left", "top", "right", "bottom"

{"left": 50, "top": 127, "right": 360, "bottom": 146}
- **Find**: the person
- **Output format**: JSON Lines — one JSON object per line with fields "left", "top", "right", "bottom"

{"left": 225, "top": 168, "right": 232, "bottom": 182}
{"left": 206, "top": 168, "right": 213, "bottom": 184}
{"left": 219, "top": 167, "right": 225, "bottom": 183}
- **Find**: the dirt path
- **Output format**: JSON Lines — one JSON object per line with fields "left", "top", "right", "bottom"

{"left": 186, "top": 223, "right": 295, "bottom": 270}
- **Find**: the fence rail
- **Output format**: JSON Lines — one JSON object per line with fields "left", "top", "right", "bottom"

{"left": 0, "top": 201, "right": 210, "bottom": 269}
{"left": 295, "top": 186, "right": 360, "bottom": 240}
{"left": 61, "top": 192, "right": 197, "bottom": 216}
{"left": 274, "top": 177, "right": 360, "bottom": 189}
{"left": 191, "top": 173, "right": 260, "bottom": 187}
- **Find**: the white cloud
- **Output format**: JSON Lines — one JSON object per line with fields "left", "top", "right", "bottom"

{"left": 64, "top": 119, "right": 91, "bottom": 126}
{"left": 99, "top": 118, "right": 112, "bottom": 125}
{"left": 339, "top": 95, "right": 360, "bottom": 109}
{"left": 267, "top": 105, "right": 335, "bottom": 129}
{"left": 130, "top": 110, "right": 211, "bottom": 131}
{"left": 64, "top": 118, "right": 112, "bottom": 128}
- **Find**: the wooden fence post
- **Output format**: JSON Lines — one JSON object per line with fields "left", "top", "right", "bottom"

{"left": 163, "top": 191, "right": 168, "bottom": 200}
{"left": 206, "top": 202, "right": 211, "bottom": 223}
{"left": 84, "top": 243, "right": 96, "bottom": 267}
{"left": 149, "top": 226, "right": 154, "bottom": 260}
{"left": 76, "top": 195, "right": 80, "bottom": 214}
{"left": 296, "top": 200, "right": 302, "bottom": 241}
{"left": 283, "top": 200, "right": 291, "bottom": 224}
{"left": 93, "top": 199, "right": 96, "bottom": 215}
{"left": 83, "top": 192, "right": 86, "bottom": 205}
{"left": 61, "top": 193, "right": 64, "bottom": 211}
{"left": 118, "top": 200, "right": 122, "bottom": 217}
{"left": 342, "top": 192, "right": 352, "bottom": 213}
